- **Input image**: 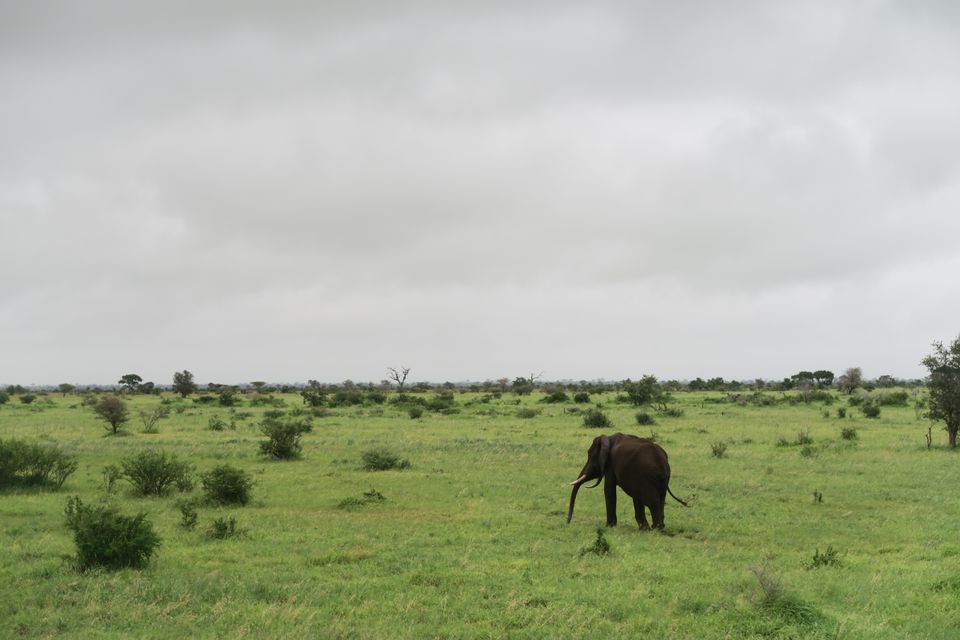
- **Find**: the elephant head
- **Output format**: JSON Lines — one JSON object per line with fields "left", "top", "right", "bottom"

{"left": 566, "top": 434, "right": 611, "bottom": 523}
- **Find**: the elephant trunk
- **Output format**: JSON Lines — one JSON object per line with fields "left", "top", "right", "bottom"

{"left": 567, "top": 481, "right": 581, "bottom": 523}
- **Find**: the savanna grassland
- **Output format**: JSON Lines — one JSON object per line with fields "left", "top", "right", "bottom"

{"left": 1, "top": 388, "right": 958, "bottom": 639}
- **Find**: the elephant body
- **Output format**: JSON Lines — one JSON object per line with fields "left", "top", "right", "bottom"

{"left": 568, "top": 433, "right": 686, "bottom": 530}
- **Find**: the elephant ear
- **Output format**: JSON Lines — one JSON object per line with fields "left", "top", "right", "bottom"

{"left": 598, "top": 435, "right": 611, "bottom": 477}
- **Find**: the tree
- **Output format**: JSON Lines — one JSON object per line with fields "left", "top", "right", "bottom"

{"left": 624, "top": 375, "right": 673, "bottom": 411}
{"left": 118, "top": 374, "right": 143, "bottom": 393}
{"left": 812, "top": 370, "right": 834, "bottom": 387}
{"left": 58, "top": 383, "right": 76, "bottom": 397}
{"left": 386, "top": 367, "right": 411, "bottom": 390}
{"left": 94, "top": 395, "right": 129, "bottom": 434}
{"left": 922, "top": 336, "right": 960, "bottom": 449}
{"left": 172, "top": 370, "right": 197, "bottom": 398}
{"left": 511, "top": 377, "right": 534, "bottom": 395}
{"left": 837, "top": 367, "right": 863, "bottom": 394}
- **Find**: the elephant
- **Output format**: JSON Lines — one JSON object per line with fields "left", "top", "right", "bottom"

{"left": 567, "top": 433, "right": 687, "bottom": 530}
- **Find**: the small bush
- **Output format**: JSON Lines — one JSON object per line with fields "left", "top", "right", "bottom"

{"left": 795, "top": 431, "right": 813, "bottom": 445}
{"left": 201, "top": 465, "right": 254, "bottom": 506}
{"left": 862, "top": 404, "right": 881, "bottom": 419}
{"left": 361, "top": 447, "right": 410, "bottom": 471}
{"left": 408, "top": 407, "right": 424, "bottom": 419}
{"left": 259, "top": 416, "right": 313, "bottom": 459}
{"left": 516, "top": 407, "right": 540, "bottom": 419}
{"left": 138, "top": 407, "right": 169, "bottom": 433}
{"left": 120, "top": 449, "right": 193, "bottom": 496}
{"left": 573, "top": 392, "right": 591, "bottom": 404}
{"left": 582, "top": 409, "right": 613, "bottom": 429}
{"left": 841, "top": 427, "right": 858, "bottom": 441}
{"left": 635, "top": 412, "right": 656, "bottom": 426}
{"left": 20, "top": 393, "right": 36, "bottom": 404}
{"left": 879, "top": 390, "right": 909, "bottom": 406}
{"left": 0, "top": 439, "right": 78, "bottom": 489}
{"left": 207, "top": 516, "right": 243, "bottom": 539}
{"left": 208, "top": 415, "right": 233, "bottom": 431}
{"left": 661, "top": 407, "right": 685, "bottom": 418}
{"left": 337, "top": 488, "right": 386, "bottom": 509}
{"left": 710, "top": 441, "right": 728, "bottom": 458}
{"left": 542, "top": 391, "right": 569, "bottom": 404}
{"left": 176, "top": 499, "right": 198, "bottom": 529}
{"left": 64, "top": 496, "right": 160, "bottom": 570}
{"left": 580, "top": 528, "right": 611, "bottom": 557}
{"left": 800, "top": 445, "right": 816, "bottom": 457}
{"left": 805, "top": 545, "right": 842, "bottom": 569}
{"left": 836, "top": 407, "right": 846, "bottom": 418}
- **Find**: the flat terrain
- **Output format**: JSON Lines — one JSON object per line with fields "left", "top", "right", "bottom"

{"left": 1, "top": 389, "right": 958, "bottom": 639}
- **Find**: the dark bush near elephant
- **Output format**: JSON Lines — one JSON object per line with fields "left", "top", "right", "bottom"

{"left": 568, "top": 433, "right": 687, "bottom": 530}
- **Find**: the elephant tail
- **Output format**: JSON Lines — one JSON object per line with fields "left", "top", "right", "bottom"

{"left": 667, "top": 485, "right": 689, "bottom": 507}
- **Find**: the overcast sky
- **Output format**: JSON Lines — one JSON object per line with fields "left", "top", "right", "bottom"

{"left": 2, "top": 1, "right": 959, "bottom": 386}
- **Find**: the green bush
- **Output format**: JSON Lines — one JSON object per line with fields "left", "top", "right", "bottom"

{"left": 805, "top": 545, "right": 842, "bottom": 569}
{"left": 862, "top": 404, "right": 881, "bottom": 419}
{"left": 207, "top": 516, "right": 243, "bottom": 539}
{"left": 176, "top": 499, "right": 198, "bottom": 529}
{"left": 841, "top": 427, "right": 858, "bottom": 441}
{"left": 582, "top": 408, "right": 613, "bottom": 429}
{"left": 879, "top": 391, "right": 909, "bottom": 406}
{"left": 711, "top": 441, "right": 728, "bottom": 458}
{"left": 573, "top": 392, "right": 591, "bottom": 404}
{"left": 516, "top": 407, "right": 540, "bottom": 419}
{"left": 64, "top": 496, "right": 160, "bottom": 570}
{"left": 120, "top": 449, "right": 193, "bottom": 496}
{"left": 93, "top": 394, "right": 129, "bottom": 434}
{"left": 836, "top": 407, "right": 847, "bottom": 419}
{"left": 361, "top": 447, "right": 411, "bottom": 471}
{"left": 542, "top": 390, "right": 569, "bottom": 403}
{"left": 201, "top": 465, "right": 254, "bottom": 506}
{"left": 0, "top": 439, "right": 78, "bottom": 489}
{"left": 635, "top": 412, "right": 656, "bottom": 426}
{"left": 408, "top": 407, "right": 424, "bottom": 419}
{"left": 0, "top": 390, "right": 9, "bottom": 405}
{"left": 580, "top": 528, "right": 611, "bottom": 557}
{"left": 259, "top": 416, "right": 313, "bottom": 459}
{"left": 661, "top": 407, "right": 685, "bottom": 418}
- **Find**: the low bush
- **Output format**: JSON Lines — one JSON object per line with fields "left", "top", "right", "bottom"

{"left": 836, "top": 407, "right": 847, "bottom": 418}
{"left": 93, "top": 395, "right": 129, "bottom": 434}
{"left": 542, "top": 391, "right": 569, "bottom": 403}
{"left": 0, "top": 439, "right": 78, "bottom": 489}
{"left": 635, "top": 412, "right": 656, "bottom": 426}
{"left": 138, "top": 407, "right": 169, "bottom": 434}
{"left": 201, "top": 465, "right": 254, "bottom": 506}
{"left": 408, "top": 407, "right": 424, "bottom": 419}
{"left": 582, "top": 408, "right": 613, "bottom": 429}
{"left": 516, "top": 407, "right": 540, "bottom": 419}
{"left": 120, "top": 449, "right": 193, "bottom": 496}
{"left": 862, "top": 404, "right": 881, "bottom": 419}
{"left": 805, "top": 545, "right": 842, "bottom": 569}
{"left": 879, "top": 390, "right": 909, "bottom": 406}
{"left": 661, "top": 407, "right": 685, "bottom": 418}
{"left": 337, "top": 488, "right": 386, "bottom": 509}
{"left": 573, "top": 392, "right": 591, "bottom": 404}
{"left": 580, "top": 528, "right": 611, "bottom": 557}
{"left": 259, "top": 416, "right": 313, "bottom": 459}
{"left": 64, "top": 496, "right": 160, "bottom": 570}
{"left": 711, "top": 441, "right": 728, "bottom": 458}
{"left": 207, "top": 516, "right": 243, "bottom": 539}
{"left": 841, "top": 427, "right": 858, "bottom": 440}
{"left": 176, "top": 499, "right": 198, "bottom": 529}
{"left": 361, "top": 447, "right": 411, "bottom": 471}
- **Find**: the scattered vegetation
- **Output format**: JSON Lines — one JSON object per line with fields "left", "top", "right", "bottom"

{"left": 579, "top": 528, "right": 611, "bottom": 557}
{"left": 120, "top": 449, "right": 193, "bottom": 496}
{"left": 582, "top": 408, "right": 613, "bottom": 429}
{"left": 207, "top": 516, "right": 243, "bottom": 539}
{"left": 200, "top": 465, "right": 254, "bottom": 506}
{"left": 710, "top": 441, "right": 728, "bottom": 458}
{"left": 361, "top": 448, "right": 410, "bottom": 471}
{"left": 259, "top": 415, "right": 312, "bottom": 459}
{"left": 805, "top": 545, "right": 842, "bottom": 569}
{"left": 0, "top": 439, "right": 78, "bottom": 489}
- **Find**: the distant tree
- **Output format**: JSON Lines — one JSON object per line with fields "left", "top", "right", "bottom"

{"left": 812, "top": 370, "right": 834, "bottom": 387}
{"left": 511, "top": 377, "right": 534, "bottom": 395}
{"left": 118, "top": 374, "right": 143, "bottom": 393}
{"left": 19, "top": 394, "right": 36, "bottom": 405}
{"left": 624, "top": 375, "right": 673, "bottom": 411}
{"left": 172, "top": 370, "right": 197, "bottom": 398}
{"left": 250, "top": 381, "right": 267, "bottom": 392}
{"left": 922, "top": 336, "right": 960, "bottom": 449}
{"left": 0, "top": 390, "right": 9, "bottom": 405}
{"left": 94, "top": 395, "right": 129, "bottom": 434}
{"left": 140, "top": 381, "right": 157, "bottom": 395}
{"left": 58, "top": 383, "right": 76, "bottom": 397}
{"left": 386, "top": 367, "right": 411, "bottom": 391}
{"left": 837, "top": 367, "right": 863, "bottom": 394}
{"left": 792, "top": 371, "right": 815, "bottom": 385}
{"left": 876, "top": 375, "right": 897, "bottom": 388}
{"left": 497, "top": 378, "right": 510, "bottom": 393}
{"left": 688, "top": 378, "right": 706, "bottom": 391}
{"left": 706, "top": 377, "right": 726, "bottom": 391}
{"left": 218, "top": 386, "right": 240, "bottom": 407}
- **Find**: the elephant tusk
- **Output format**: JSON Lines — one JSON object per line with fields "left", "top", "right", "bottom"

{"left": 569, "top": 474, "right": 587, "bottom": 486}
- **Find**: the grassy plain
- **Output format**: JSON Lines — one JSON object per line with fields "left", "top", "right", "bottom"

{"left": 1, "top": 389, "right": 958, "bottom": 639}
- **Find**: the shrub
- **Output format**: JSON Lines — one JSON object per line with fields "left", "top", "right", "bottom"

{"left": 0, "top": 439, "right": 78, "bottom": 489}
{"left": 208, "top": 415, "right": 231, "bottom": 431}
{"left": 120, "top": 449, "right": 193, "bottom": 496}
{"left": 841, "top": 427, "right": 858, "bottom": 441}
{"left": 207, "top": 516, "right": 243, "bottom": 539}
{"left": 64, "top": 496, "right": 160, "bottom": 570}
{"left": 93, "top": 395, "right": 129, "bottom": 434}
{"left": 862, "top": 404, "right": 881, "bottom": 419}
{"left": 138, "top": 407, "right": 169, "bottom": 433}
{"left": 542, "top": 390, "right": 569, "bottom": 403}
{"left": 101, "top": 464, "right": 122, "bottom": 493}
{"left": 176, "top": 499, "right": 198, "bottom": 529}
{"left": 661, "top": 407, "right": 685, "bottom": 418}
{"left": 800, "top": 445, "right": 816, "bottom": 457}
{"left": 20, "top": 393, "right": 36, "bottom": 405}
{"left": 582, "top": 408, "right": 613, "bottom": 429}
{"left": 337, "top": 488, "right": 386, "bottom": 509}
{"left": 795, "top": 431, "right": 813, "bottom": 445}
{"left": 259, "top": 416, "right": 313, "bottom": 459}
{"left": 635, "top": 412, "right": 656, "bottom": 426}
{"left": 516, "top": 407, "right": 540, "bottom": 419}
{"left": 408, "top": 407, "right": 424, "bottom": 419}
{"left": 0, "top": 390, "right": 9, "bottom": 405}
{"left": 573, "top": 392, "right": 591, "bottom": 404}
{"left": 804, "top": 545, "right": 842, "bottom": 569}
{"left": 580, "top": 528, "right": 611, "bottom": 557}
{"left": 879, "top": 391, "right": 909, "bottom": 406}
{"left": 361, "top": 447, "right": 411, "bottom": 471}
{"left": 836, "top": 407, "right": 847, "bottom": 419}
{"left": 710, "top": 441, "right": 728, "bottom": 458}
{"left": 200, "top": 465, "right": 253, "bottom": 506}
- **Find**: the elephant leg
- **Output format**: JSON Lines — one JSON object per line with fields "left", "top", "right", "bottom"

{"left": 652, "top": 485, "right": 667, "bottom": 529}
{"left": 632, "top": 497, "right": 650, "bottom": 530}
{"left": 603, "top": 479, "right": 618, "bottom": 527}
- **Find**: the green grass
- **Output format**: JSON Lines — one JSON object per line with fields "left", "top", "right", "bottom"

{"left": 0, "top": 389, "right": 956, "bottom": 638}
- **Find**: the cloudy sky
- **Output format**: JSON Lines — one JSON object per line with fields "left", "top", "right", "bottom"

{"left": 2, "top": 1, "right": 959, "bottom": 386}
